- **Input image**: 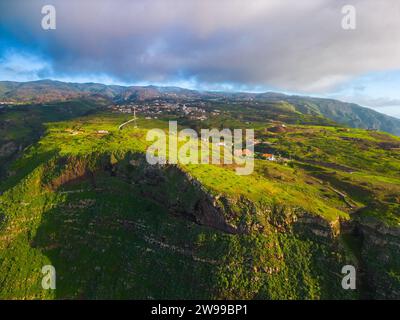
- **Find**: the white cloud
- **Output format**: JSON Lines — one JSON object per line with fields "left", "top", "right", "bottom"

{"left": 0, "top": 50, "right": 52, "bottom": 81}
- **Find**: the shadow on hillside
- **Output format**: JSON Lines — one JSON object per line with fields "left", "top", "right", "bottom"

{"left": 0, "top": 150, "right": 59, "bottom": 194}
{"left": 31, "top": 181, "right": 222, "bottom": 299}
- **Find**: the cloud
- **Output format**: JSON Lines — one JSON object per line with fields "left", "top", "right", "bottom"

{"left": 1, "top": 0, "right": 400, "bottom": 93}
{"left": 365, "top": 98, "right": 400, "bottom": 108}
{"left": 342, "top": 96, "right": 400, "bottom": 109}
{"left": 0, "top": 50, "right": 52, "bottom": 81}
{"left": 369, "top": 106, "right": 400, "bottom": 119}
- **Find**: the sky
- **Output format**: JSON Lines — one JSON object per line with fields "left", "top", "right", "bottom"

{"left": 1, "top": 0, "right": 400, "bottom": 118}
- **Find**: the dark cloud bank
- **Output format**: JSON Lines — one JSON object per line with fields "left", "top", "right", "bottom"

{"left": 1, "top": 0, "right": 400, "bottom": 93}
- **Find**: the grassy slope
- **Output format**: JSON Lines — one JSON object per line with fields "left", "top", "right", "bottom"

{"left": 0, "top": 110, "right": 399, "bottom": 299}
{"left": 0, "top": 99, "right": 106, "bottom": 178}
{"left": 260, "top": 125, "right": 400, "bottom": 226}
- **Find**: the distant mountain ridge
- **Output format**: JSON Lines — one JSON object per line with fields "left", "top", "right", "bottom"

{"left": 1, "top": 79, "right": 399, "bottom": 136}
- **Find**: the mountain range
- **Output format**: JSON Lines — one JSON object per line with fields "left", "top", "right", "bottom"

{"left": 1, "top": 79, "right": 399, "bottom": 136}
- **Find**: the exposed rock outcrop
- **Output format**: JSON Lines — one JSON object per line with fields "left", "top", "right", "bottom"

{"left": 44, "top": 151, "right": 400, "bottom": 299}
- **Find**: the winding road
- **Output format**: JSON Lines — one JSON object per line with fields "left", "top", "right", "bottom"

{"left": 118, "top": 117, "right": 137, "bottom": 130}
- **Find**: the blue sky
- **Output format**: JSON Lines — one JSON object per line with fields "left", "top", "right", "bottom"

{"left": 1, "top": 0, "right": 400, "bottom": 118}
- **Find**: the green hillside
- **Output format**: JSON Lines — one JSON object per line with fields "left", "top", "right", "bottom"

{"left": 1, "top": 110, "right": 399, "bottom": 299}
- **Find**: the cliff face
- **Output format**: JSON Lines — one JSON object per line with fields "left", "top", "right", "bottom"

{"left": 107, "top": 155, "right": 343, "bottom": 239}
{"left": 352, "top": 219, "right": 400, "bottom": 299}
{"left": 117, "top": 155, "right": 400, "bottom": 299}
{"left": 41, "top": 153, "right": 343, "bottom": 293}
{"left": 4, "top": 151, "right": 397, "bottom": 299}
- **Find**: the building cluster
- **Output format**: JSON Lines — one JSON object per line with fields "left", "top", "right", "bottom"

{"left": 108, "top": 102, "right": 209, "bottom": 120}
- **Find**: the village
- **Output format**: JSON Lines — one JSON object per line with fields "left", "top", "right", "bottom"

{"left": 108, "top": 101, "right": 215, "bottom": 121}
{"left": 74, "top": 103, "right": 291, "bottom": 165}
